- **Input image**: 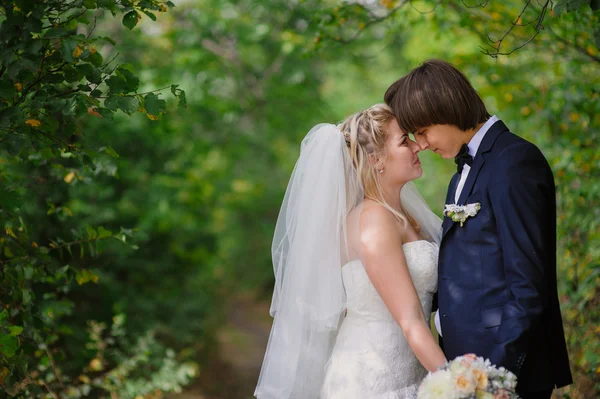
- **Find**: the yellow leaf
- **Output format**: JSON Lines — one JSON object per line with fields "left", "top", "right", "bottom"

{"left": 504, "top": 93, "right": 513, "bottom": 102}
{"left": 32, "top": 242, "right": 38, "bottom": 248}
{"left": 586, "top": 46, "right": 596, "bottom": 56}
{"left": 87, "top": 107, "right": 103, "bottom": 118}
{"left": 14, "top": 83, "right": 22, "bottom": 91}
{"left": 63, "top": 206, "right": 73, "bottom": 216}
{"left": 521, "top": 106, "right": 531, "bottom": 116}
{"left": 5, "top": 227, "right": 17, "bottom": 239}
{"left": 146, "top": 113, "right": 159, "bottom": 121}
{"left": 380, "top": 0, "right": 395, "bottom": 9}
{"left": 232, "top": 179, "right": 252, "bottom": 193}
{"left": 0, "top": 367, "right": 8, "bottom": 385}
{"left": 25, "top": 119, "right": 41, "bottom": 127}
{"left": 78, "top": 375, "right": 90, "bottom": 384}
{"left": 89, "top": 358, "right": 103, "bottom": 371}
{"left": 89, "top": 46, "right": 97, "bottom": 55}
{"left": 72, "top": 45, "right": 83, "bottom": 58}
{"left": 158, "top": 3, "right": 167, "bottom": 12}
{"left": 491, "top": 12, "right": 501, "bottom": 21}
{"left": 569, "top": 112, "right": 579, "bottom": 122}
{"left": 64, "top": 171, "right": 75, "bottom": 183}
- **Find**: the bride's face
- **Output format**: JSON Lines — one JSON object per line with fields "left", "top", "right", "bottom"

{"left": 380, "top": 119, "right": 422, "bottom": 184}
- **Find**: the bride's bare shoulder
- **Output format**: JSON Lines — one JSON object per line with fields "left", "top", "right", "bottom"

{"left": 355, "top": 201, "right": 404, "bottom": 253}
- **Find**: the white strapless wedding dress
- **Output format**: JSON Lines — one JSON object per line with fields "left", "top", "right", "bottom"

{"left": 320, "top": 240, "right": 439, "bottom": 399}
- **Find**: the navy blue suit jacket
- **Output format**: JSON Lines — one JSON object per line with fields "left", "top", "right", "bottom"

{"left": 437, "top": 120, "right": 572, "bottom": 393}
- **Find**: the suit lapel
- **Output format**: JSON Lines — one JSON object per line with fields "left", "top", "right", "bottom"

{"left": 442, "top": 120, "right": 509, "bottom": 239}
{"left": 442, "top": 173, "right": 459, "bottom": 237}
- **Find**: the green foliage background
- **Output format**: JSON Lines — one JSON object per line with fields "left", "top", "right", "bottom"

{"left": 0, "top": 0, "right": 598, "bottom": 398}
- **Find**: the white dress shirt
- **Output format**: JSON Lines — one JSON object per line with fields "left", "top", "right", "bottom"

{"left": 434, "top": 115, "right": 499, "bottom": 337}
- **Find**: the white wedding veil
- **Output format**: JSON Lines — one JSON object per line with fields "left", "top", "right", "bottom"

{"left": 254, "top": 123, "right": 360, "bottom": 399}
{"left": 254, "top": 123, "right": 442, "bottom": 399}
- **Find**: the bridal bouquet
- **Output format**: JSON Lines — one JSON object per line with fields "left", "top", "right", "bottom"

{"left": 417, "top": 354, "right": 519, "bottom": 399}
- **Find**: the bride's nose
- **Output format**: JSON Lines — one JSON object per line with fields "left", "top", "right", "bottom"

{"left": 408, "top": 138, "right": 421, "bottom": 153}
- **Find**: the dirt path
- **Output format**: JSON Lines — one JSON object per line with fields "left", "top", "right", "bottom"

{"left": 168, "top": 295, "right": 272, "bottom": 399}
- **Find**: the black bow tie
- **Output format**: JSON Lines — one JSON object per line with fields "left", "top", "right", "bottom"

{"left": 454, "top": 143, "right": 473, "bottom": 174}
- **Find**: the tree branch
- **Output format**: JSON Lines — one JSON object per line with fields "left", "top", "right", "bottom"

{"left": 336, "top": 0, "right": 411, "bottom": 44}
{"left": 480, "top": 0, "right": 551, "bottom": 57}
{"left": 547, "top": 26, "right": 600, "bottom": 63}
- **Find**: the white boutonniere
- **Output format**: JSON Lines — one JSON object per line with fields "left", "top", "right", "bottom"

{"left": 444, "top": 203, "right": 481, "bottom": 227}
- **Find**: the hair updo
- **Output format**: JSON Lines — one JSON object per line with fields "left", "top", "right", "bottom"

{"left": 339, "top": 103, "right": 418, "bottom": 230}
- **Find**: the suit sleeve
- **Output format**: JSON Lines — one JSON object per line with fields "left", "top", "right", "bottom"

{"left": 488, "top": 143, "right": 554, "bottom": 376}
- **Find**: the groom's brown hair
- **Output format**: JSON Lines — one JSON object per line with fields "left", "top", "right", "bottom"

{"left": 384, "top": 59, "right": 490, "bottom": 134}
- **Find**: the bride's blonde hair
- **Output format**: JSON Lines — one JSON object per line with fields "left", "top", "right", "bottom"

{"left": 339, "top": 103, "right": 418, "bottom": 231}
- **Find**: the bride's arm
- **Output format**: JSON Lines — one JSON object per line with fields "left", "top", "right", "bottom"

{"left": 359, "top": 205, "right": 447, "bottom": 372}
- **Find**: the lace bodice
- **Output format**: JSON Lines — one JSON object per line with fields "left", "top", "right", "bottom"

{"left": 320, "top": 240, "right": 439, "bottom": 399}
{"left": 343, "top": 240, "right": 438, "bottom": 322}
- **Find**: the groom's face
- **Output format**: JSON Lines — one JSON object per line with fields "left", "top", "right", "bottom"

{"left": 412, "top": 124, "right": 465, "bottom": 159}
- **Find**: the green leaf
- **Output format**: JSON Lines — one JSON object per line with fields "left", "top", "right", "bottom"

{"left": 26, "top": 39, "right": 44, "bottom": 55}
{"left": 60, "top": 39, "right": 78, "bottom": 62}
{"left": 104, "top": 96, "right": 119, "bottom": 110}
{"left": 86, "top": 68, "right": 103, "bottom": 85}
{"left": 24, "top": 17, "right": 43, "bottom": 34}
{"left": 122, "top": 11, "right": 141, "bottom": 30}
{"left": 118, "top": 96, "right": 139, "bottom": 114}
{"left": 177, "top": 90, "right": 187, "bottom": 108}
{"left": 97, "top": 226, "right": 112, "bottom": 238}
{"left": 0, "top": 310, "right": 8, "bottom": 325}
{"left": 76, "top": 269, "right": 99, "bottom": 285}
{"left": 88, "top": 51, "right": 103, "bottom": 67}
{"left": 76, "top": 63, "right": 94, "bottom": 76}
{"left": 0, "top": 335, "right": 18, "bottom": 358}
{"left": 45, "top": 73, "right": 65, "bottom": 84}
{"left": 7, "top": 59, "right": 37, "bottom": 80}
{"left": 98, "top": 0, "right": 117, "bottom": 13}
{"left": 106, "top": 75, "right": 127, "bottom": 94}
{"left": 144, "top": 92, "right": 166, "bottom": 115}
{"left": 44, "top": 27, "right": 68, "bottom": 38}
{"left": 554, "top": 0, "right": 589, "bottom": 15}
{"left": 0, "top": 80, "right": 16, "bottom": 99}
{"left": 9, "top": 326, "right": 23, "bottom": 336}
{"left": 143, "top": 11, "right": 157, "bottom": 21}
{"left": 0, "top": 190, "right": 21, "bottom": 210}
{"left": 166, "top": 1, "right": 175, "bottom": 7}
{"left": 86, "top": 225, "right": 97, "bottom": 239}
{"left": 22, "top": 289, "right": 31, "bottom": 305}
{"left": 0, "top": 107, "right": 19, "bottom": 128}
{"left": 116, "top": 66, "right": 140, "bottom": 92}
{"left": 63, "top": 66, "right": 80, "bottom": 83}
{"left": 100, "top": 36, "right": 117, "bottom": 45}
{"left": 100, "top": 146, "right": 120, "bottom": 158}
{"left": 83, "top": 0, "right": 97, "bottom": 8}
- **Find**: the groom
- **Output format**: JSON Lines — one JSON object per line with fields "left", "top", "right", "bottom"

{"left": 384, "top": 60, "right": 572, "bottom": 399}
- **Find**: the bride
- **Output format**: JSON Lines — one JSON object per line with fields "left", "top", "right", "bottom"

{"left": 254, "top": 104, "right": 447, "bottom": 399}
